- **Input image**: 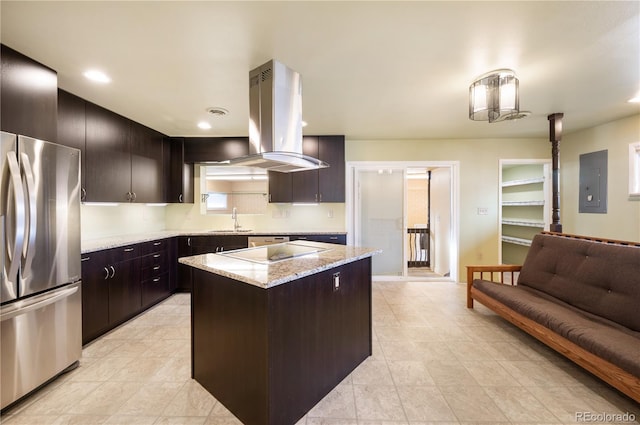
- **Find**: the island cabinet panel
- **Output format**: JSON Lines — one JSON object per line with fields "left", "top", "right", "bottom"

{"left": 191, "top": 257, "right": 372, "bottom": 425}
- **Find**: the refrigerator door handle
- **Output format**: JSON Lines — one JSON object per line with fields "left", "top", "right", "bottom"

{"left": 4, "top": 152, "right": 26, "bottom": 287}
{"left": 20, "top": 153, "right": 37, "bottom": 278}
{"left": 0, "top": 284, "right": 79, "bottom": 322}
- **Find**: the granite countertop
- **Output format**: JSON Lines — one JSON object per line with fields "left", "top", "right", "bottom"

{"left": 178, "top": 241, "right": 381, "bottom": 289}
{"left": 81, "top": 230, "right": 347, "bottom": 253}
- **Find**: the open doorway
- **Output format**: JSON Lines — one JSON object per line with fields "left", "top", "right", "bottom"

{"left": 346, "top": 161, "right": 459, "bottom": 282}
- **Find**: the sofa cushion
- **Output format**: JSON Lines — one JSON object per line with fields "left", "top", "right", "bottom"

{"left": 473, "top": 280, "right": 640, "bottom": 377}
{"left": 517, "top": 234, "right": 640, "bottom": 331}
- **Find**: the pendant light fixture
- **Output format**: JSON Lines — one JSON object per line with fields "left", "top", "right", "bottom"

{"left": 469, "top": 69, "right": 520, "bottom": 123}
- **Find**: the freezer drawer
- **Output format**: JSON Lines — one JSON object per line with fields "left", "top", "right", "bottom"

{"left": 1, "top": 281, "right": 82, "bottom": 409}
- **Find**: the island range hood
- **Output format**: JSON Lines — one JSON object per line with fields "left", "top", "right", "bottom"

{"left": 229, "top": 60, "right": 329, "bottom": 173}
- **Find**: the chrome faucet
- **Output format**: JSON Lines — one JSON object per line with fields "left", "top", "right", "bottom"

{"left": 232, "top": 207, "right": 241, "bottom": 231}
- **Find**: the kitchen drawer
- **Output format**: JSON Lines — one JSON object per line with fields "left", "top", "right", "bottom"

{"left": 141, "top": 250, "right": 169, "bottom": 267}
{"left": 108, "top": 244, "right": 140, "bottom": 260}
{"left": 290, "top": 234, "right": 346, "bottom": 245}
{"left": 140, "top": 239, "right": 169, "bottom": 255}
{"left": 142, "top": 261, "right": 169, "bottom": 280}
{"left": 141, "top": 272, "right": 171, "bottom": 308}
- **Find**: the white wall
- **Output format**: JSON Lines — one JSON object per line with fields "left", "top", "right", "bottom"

{"left": 560, "top": 114, "right": 640, "bottom": 241}
{"left": 346, "top": 136, "right": 550, "bottom": 280}
{"left": 430, "top": 167, "right": 451, "bottom": 276}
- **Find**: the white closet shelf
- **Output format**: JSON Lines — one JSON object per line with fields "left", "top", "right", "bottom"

{"left": 502, "top": 177, "right": 545, "bottom": 187}
{"left": 502, "top": 219, "right": 546, "bottom": 228}
{"left": 502, "top": 200, "right": 545, "bottom": 206}
{"left": 501, "top": 236, "right": 533, "bottom": 247}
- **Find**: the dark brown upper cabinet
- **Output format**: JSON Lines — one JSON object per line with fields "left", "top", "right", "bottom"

{"left": 1, "top": 44, "right": 58, "bottom": 142}
{"left": 60, "top": 92, "right": 168, "bottom": 203}
{"left": 271, "top": 135, "right": 345, "bottom": 203}
{"left": 291, "top": 136, "right": 321, "bottom": 203}
{"left": 168, "top": 137, "right": 194, "bottom": 203}
{"left": 58, "top": 89, "right": 87, "bottom": 200}
{"left": 267, "top": 171, "right": 293, "bottom": 203}
{"left": 183, "top": 137, "right": 249, "bottom": 163}
{"left": 317, "top": 135, "right": 346, "bottom": 202}
{"left": 85, "top": 102, "right": 133, "bottom": 202}
{"left": 130, "top": 122, "right": 165, "bottom": 203}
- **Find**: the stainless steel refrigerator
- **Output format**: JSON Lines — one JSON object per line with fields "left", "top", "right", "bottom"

{"left": 1, "top": 131, "right": 82, "bottom": 410}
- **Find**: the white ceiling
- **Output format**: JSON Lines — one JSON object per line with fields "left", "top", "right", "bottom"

{"left": 1, "top": 1, "right": 639, "bottom": 140}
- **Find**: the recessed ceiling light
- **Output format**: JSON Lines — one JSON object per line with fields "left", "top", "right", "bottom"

{"left": 83, "top": 69, "right": 111, "bottom": 83}
{"left": 302, "top": 120, "right": 308, "bottom": 127}
{"left": 197, "top": 121, "right": 212, "bottom": 130}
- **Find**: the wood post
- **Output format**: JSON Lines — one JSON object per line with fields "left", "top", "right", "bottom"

{"left": 548, "top": 113, "right": 563, "bottom": 232}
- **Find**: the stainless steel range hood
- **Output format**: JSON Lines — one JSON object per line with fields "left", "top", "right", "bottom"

{"left": 229, "top": 60, "right": 329, "bottom": 173}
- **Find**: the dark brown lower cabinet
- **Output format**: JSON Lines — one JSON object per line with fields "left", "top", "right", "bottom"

{"left": 108, "top": 257, "right": 142, "bottom": 327}
{"left": 81, "top": 238, "right": 175, "bottom": 345}
{"left": 176, "top": 235, "right": 249, "bottom": 293}
{"left": 80, "top": 252, "right": 111, "bottom": 345}
{"left": 176, "top": 237, "right": 193, "bottom": 292}
{"left": 191, "top": 257, "right": 372, "bottom": 425}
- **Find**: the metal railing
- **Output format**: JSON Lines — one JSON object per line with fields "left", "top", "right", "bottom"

{"left": 407, "top": 228, "right": 430, "bottom": 267}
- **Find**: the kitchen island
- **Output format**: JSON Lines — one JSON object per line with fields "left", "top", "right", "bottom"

{"left": 179, "top": 241, "right": 380, "bottom": 425}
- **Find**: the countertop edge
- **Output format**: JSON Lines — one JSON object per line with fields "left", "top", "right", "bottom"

{"left": 82, "top": 230, "right": 348, "bottom": 253}
{"left": 179, "top": 246, "right": 381, "bottom": 289}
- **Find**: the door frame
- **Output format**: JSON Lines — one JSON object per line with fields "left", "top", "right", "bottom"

{"left": 346, "top": 161, "right": 460, "bottom": 282}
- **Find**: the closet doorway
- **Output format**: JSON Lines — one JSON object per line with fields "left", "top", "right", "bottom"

{"left": 346, "top": 161, "right": 459, "bottom": 282}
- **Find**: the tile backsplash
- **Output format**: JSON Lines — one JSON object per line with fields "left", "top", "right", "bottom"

{"left": 81, "top": 202, "right": 346, "bottom": 241}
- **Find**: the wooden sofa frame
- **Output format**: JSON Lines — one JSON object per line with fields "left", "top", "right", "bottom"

{"left": 466, "top": 232, "right": 640, "bottom": 403}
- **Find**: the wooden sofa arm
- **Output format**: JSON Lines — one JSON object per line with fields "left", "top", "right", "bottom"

{"left": 466, "top": 264, "right": 522, "bottom": 308}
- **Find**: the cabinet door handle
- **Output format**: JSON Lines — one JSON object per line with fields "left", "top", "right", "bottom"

{"left": 187, "top": 237, "right": 191, "bottom": 247}
{"left": 153, "top": 254, "right": 161, "bottom": 258}
{"left": 153, "top": 242, "right": 162, "bottom": 246}
{"left": 81, "top": 256, "right": 90, "bottom": 262}
{"left": 131, "top": 192, "right": 137, "bottom": 202}
{"left": 152, "top": 278, "right": 161, "bottom": 283}
{"left": 103, "top": 267, "right": 110, "bottom": 280}
{"left": 298, "top": 236, "right": 307, "bottom": 240}
{"left": 109, "top": 266, "right": 116, "bottom": 279}
{"left": 124, "top": 248, "right": 134, "bottom": 252}
{"left": 329, "top": 236, "right": 338, "bottom": 240}
{"left": 179, "top": 194, "right": 183, "bottom": 203}
{"left": 153, "top": 266, "right": 161, "bottom": 271}
{"left": 81, "top": 188, "right": 86, "bottom": 202}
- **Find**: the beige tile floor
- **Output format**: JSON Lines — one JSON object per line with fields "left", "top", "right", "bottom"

{"left": 1, "top": 281, "right": 638, "bottom": 425}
